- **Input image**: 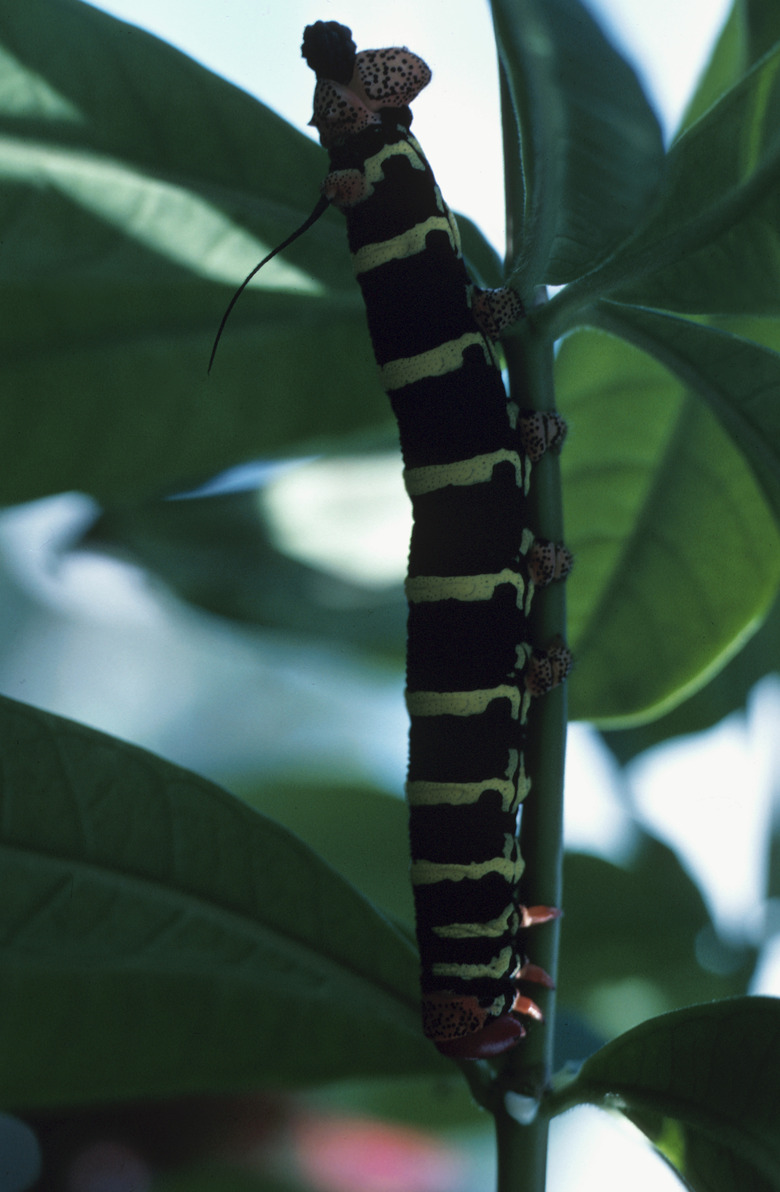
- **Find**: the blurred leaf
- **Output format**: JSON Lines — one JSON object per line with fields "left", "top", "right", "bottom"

{"left": 675, "top": 0, "right": 780, "bottom": 135}
{"left": 559, "top": 839, "right": 757, "bottom": 1040}
{"left": 0, "top": 695, "right": 440, "bottom": 1110}
{"left": 601, "top": 597, "right": 780, "bottom": 764}
{"left": 556, "top": 328, "right": 780, "bottom": 723}
{"left": 0, "top": 1112, "right": 41, "bottom": 1192}
{"left": 743, "top": 0, "right": 780, "bottom": 71}
{"left": 491, "top": 0, "right": 664, "bottom": 286}
{"left": 677, "top": 4, "right": 744, "bottom": 133}
{"left": 84, "top": 493, "right": 407, "bottom": 659}
{"left": 302, "top": 1073, "right": 485, "bottom": 1134}
{"left": 555, "top": 998, "right": 780, "bottom": 1192}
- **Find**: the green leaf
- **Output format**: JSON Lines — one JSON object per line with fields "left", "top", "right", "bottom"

{"left": 557, "top": 328, "right": 780, "bottom": 723}
{"left": 677, "top": 3, "right": 745, "bottom": 133}
{"left": 599, "top": 41, "right": 780, "bottom": 315}
{"left": 234, "top": 781, "right": 414, "bottom": 929}
{"left": 602, "top": 594, "right": 780, "bottom": 763}
{"left": 0, "top": 0, "right": 386, "bottom": 505}
{"left": 554, "top": 998, "right": 780, "bottom": 1191}
{"left": 490, "top": 0, "right": 664, "bottom": 286}
{"left": 559, "top": 840, "right": 756, "bottom": 1041}
{"left": 592, "top": 303, "right": 780, "bottom": 529}
{"left": 0, "top": 695, "right": 438, "bottom": 1110}
{"left": 675, "top": 0, "right": 780, "bottom": 135}
{"left": 743, "top": 0, "right": 780, "bottom": 73}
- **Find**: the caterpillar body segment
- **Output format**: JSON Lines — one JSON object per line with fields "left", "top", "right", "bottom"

{"left": 302, "top": 21, "right": 571, "bottom": 1058}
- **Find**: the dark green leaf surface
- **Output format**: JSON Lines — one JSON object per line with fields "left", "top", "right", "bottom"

{"left": 234, "top": 781, "right": 414, "bottom": 929}
{"left": 674, "top": 0, "right": 780, "bottom": 135}
{"left": 605, "top": 41, "right": 780, "bottom": 315}
{"left": 0, "top": 696, "right": 437, "bottom": 1110}
{"left": 677, "top": 8, "right": 741, "bottom": 131}
{"left": 491, "top": 0, "right": 664, "bottom": 287}
{"left": 592, "top": 304, "right": 780, "bottom": 532}
{"left": 743, "top": 0, "right": 780, "bottom": 75}
{"left": 557, "top": 328, "right": 780, "bottom": 723}
{"left": 602, "top": 594, "right": 780, "bottom": 763}
{"left": 556, "top": 999, "right": 780, "bottom": 1191}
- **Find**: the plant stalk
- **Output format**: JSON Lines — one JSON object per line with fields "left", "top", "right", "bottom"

{"left": 489, "top": 49, "right": 569, "bottom": 1192}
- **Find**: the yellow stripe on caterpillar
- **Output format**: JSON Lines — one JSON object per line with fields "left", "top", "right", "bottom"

{"left": 433, "top": 904, "right": 519, "bottom": 939}
{"left": 405, "top": 569, "right": 526, "bottom": 606}
{"left": 406, "top": 685, "right": 523, "bottom": 719}
{"left": 431, "top": 945, "right": 516, "bottom": 982}
{"left": 406, "top": 777, "right": 518, "bottom": 813}
{"left": 363, "top": 137, "right": 428, "bottom": 185}
{"left": 404, "top": 448, "right": 529, "bottom": 496}
{"left": 351, "top": 214, "right": 458, "bottom": 275}
{"left": 380, "top": 333, "right": 494, "bottom": 391}
{"left": 411, "top": 850, "right": 524, "bottom": 886}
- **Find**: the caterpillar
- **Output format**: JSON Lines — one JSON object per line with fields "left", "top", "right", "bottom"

{"left": 213, "top": 21, "right": 573, "bottom": 1061}
{"left": 299, "top": 21, "right": 573, "bottom": 1061}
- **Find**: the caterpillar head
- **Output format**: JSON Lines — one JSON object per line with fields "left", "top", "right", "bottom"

{"left": 302, "top": 21, "right": 431, "bottom": 148}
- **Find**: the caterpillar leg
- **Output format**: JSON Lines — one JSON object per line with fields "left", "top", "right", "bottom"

{"left": 516, "top": 961, "right": 556, "bottom": 988}
{"left": 521, "top": 906, "right": 561, "bottom": 928}
{"left": 525, "top": 641, "right": 573, "bottom": 697}
{"left": 518, "top": 411, "right": 567, "bottom": 462}
{"left": 528, "top": 540, "right": 573, "bottom": 588}
{"left": 321, "top": 167, "right": 370, "bottom": 208}
{"left": 471, "top": 286, "right": 525, "bottom": 341}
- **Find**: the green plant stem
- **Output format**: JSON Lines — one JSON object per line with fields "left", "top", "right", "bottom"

{"left": 488, "top": 53, "right": 569, "bottom": 1192}
{"left": 496, "top": 1102, "right": 551, "bottom": 1192}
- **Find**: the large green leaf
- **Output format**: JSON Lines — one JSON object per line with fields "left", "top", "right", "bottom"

{"left": 602, "top": 594, "right": 780, "bottom": 763}
{"left": 674, "top": 0, "right": 780, "bottom": 135}
{"left": 592, "top": 303, "right": 780, "bottom": 529}
{"left": 490, "top": 0, "right": 664, "bottom": 287}
{"left": 599, "top": 40, "right": 780, "bottom": 315}
{"left": 557, "top": 328, "right": 780, "bottom": 723}
{"left": 0, "top": 0, "right": 388, "bottom": 504}
{"left": 677, "top": 2, "right": 746, "bottom": 132}
{"left": 552, "top": 999, "right": 780, "bottom": 1192}
{"left": 234, "top": 781, "right": 414, "bottom": 929}
{"left": 0, "top": 695, "right": 437, "bottom": 1110}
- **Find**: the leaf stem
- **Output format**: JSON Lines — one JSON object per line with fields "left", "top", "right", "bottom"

{"left": 490, "top": 48, "right": 569, "bottom": 1192}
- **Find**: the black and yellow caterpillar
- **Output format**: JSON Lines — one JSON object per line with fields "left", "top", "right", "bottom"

{"left": 219, "top": 20, "right": 570, "bottom": 1061}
